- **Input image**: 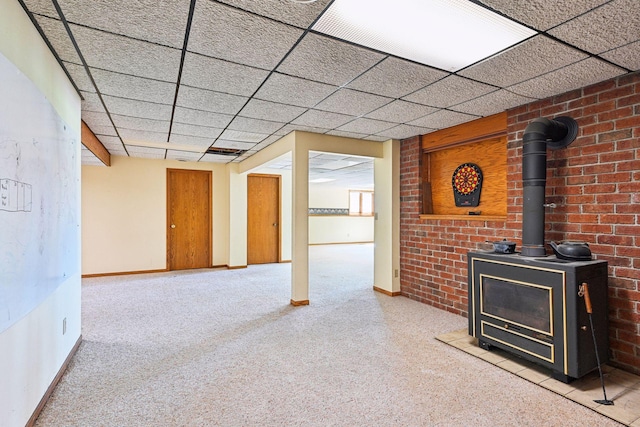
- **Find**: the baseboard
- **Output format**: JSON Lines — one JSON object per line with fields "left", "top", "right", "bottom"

{"left": 82, "top": 269, "right": 167, "bottom": 278}
{"left": 290, "top": 299, "right": 310, "bottom": 306}
{"left": 309, "top": 241, "right": 373, "bottom": 246}
{"left": 227, "top": 265, "right": 247, "bottom": 270}
{"left": 373, "top": 286, "right": 401, "bottom": 297}
{"left": 27, "top": 335, "right": 82, "bottom": 426}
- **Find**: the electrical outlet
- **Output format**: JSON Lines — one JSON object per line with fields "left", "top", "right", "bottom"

{"left": 394, "top": 269, "right": 398, "bottom": 278}
{"left": 62, "top": 317, "right": 67, "bottom": 335}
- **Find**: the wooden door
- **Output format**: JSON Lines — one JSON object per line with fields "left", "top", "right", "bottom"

{"left": 167, "top": 169, "right": 212, "bottom": 270}
{"left": 247, "top": 174, "right": 280, "bottom": 264}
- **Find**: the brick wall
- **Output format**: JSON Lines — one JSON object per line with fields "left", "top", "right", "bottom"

{"left": 399, "top": 71, "right": 640, "bottom": 374}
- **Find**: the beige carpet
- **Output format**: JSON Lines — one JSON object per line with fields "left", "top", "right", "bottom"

{"left": 35, "top": 244, "right": 625, "bottom": 426}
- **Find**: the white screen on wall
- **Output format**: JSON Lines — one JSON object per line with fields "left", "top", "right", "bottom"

{"left": 0, "top": 53, "right": 80, "bottom": 333}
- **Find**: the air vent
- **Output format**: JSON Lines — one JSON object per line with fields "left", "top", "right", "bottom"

{"left": 205, "top": 147, "right": 247, "bottom": 156}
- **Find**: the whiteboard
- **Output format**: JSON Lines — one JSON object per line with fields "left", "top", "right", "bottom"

{"left": 0, "top": 53, "right": 80, "bottom": 332}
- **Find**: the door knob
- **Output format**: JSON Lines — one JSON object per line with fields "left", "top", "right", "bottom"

{"left": 171, "top": 224, "right": 176, "bottom": 229}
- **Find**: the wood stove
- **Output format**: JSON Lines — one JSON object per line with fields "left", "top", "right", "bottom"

{"left": 468, "top": 251, "right": 608, "bottom": 382}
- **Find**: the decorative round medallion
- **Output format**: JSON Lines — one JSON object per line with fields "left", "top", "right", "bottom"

{"left": 451, "top": 163, "right": 483, "bottom": 207}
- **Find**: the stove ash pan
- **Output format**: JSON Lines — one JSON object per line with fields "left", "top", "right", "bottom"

{"left": 467, "top": 251, "right": 608, "bottom": 383}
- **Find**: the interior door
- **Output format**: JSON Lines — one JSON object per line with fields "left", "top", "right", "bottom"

{"left": 247, "top": 174, "right": 280, "bottom": 264}
{"left": 167, "top": 169, "right": 212, "bottom": 270}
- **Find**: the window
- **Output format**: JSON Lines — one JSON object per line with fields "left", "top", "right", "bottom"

{"left": 349, "top": 190, "right": 374, "bottom": 216}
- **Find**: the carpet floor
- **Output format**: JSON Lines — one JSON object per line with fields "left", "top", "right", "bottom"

{"left": 35, "top": 244, "right": 623, "bottom": 426}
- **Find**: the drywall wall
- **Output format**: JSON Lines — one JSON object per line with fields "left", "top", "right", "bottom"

{"left": 82, "top": 156, "right": 230, "bottom": 274}
{"left": 308, "top": 185, "right": 374, "bottom": 244}
{"left": 0, "top": 1, "right": 82, "bottom": 426}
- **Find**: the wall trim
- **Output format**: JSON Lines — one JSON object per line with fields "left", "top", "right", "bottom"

{"left": 82, "top": 269, "right": 168, "bottom": 278}
{"left": 27, "top": 335, "right": 82, "bottom": 427}
{"left": 290, "top": 299, "right": 310, "bottom": 306}
{"left": 373, "top": 286, "right": 401, "bottom": 297}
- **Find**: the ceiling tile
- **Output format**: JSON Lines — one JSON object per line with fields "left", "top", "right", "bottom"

{"left": 402, "top": 76, "right": 496, "bottom": 108}
{"left": 81, "top": 147, "right": 105, "bottom": 166}
{"left": 22, "top": 0, "right": 58, "bottom": 17}
{"left": 119, "top": 129, "right": 168, "bottom": 144}
{"left": 81, "top": 111, "right": 112, "bottom": 129}
{"left": 80, "top": 91, "right": 106, "bottom": 113}
{"left": 292, "top": 109, "right": 355, "bottom": 129}
{"left": 165, "top": 150, "right": 204, "bottom": 161}
{"left": 375, "top": 124, "right": 435, "bottom": 140}
{"left": 508, "top": 57, "right": 627, "bottom": 99}
{"left": 200, "top": 153, "right": 235, "bottom": 163}
{"left": 32, "top": 15, "right": 82, "bottom": 64}
{"left": 336, "top": 118, "right": 395, "bottom": 135}
{"left": 279, "top": 124, "right": 330, "bottom": 135}
{"left": 96, "top": 136, "right": 124, "bottom": 151}
{"left": 219, "top": 129, "right": 268, "bottom": 143}
{"left": 90, "top": 69, "right": 176, "bottom": 104}
{"left": 365, "top": 100, "right": 437, "bottom": 123}
{"left": 254, "top": 73, "right": 337, "bottom": 107}
{"left": 277, "top": 33, "right": 385, "bottom": 86}
{"left": 70, "top": 24, "right": 182, "bottom": 81}
{"left": 169, "top": 134, "right": 214, "bottom": 148}
{"left": 364, "top": 135, "right": 389, "bottom": 142}
{"left": 173, "top": 106, "right": 233, "bottom": 129}
{"left": 408, "top": 110, "right": 477, "bottom": 130}
{"left": 180, "top": 52, "right": 269, "bottom": 97}
{"left": 176, "top": 85, "right": 248, "bottom": 115}
{"left": 124, "top": 145, "right": 167, "bottom": 159}
{"left": 314, "top": 89, "right": 392, "bottom": 116}
{"left": 600, "top": 41, "right": 640, "bottom": 70}
{"left": 56, "top": 0, "right": 191, "bottom": 48}
{"left": 239, "top": 99, "right": 306, "bottom": 122}
{"left": 451, "top": 90, "right": 535, "bottom": 117}
{"left": 215, "top": 0, "right": 331, "bottom": 28}
{"left": 62, "top": 61, "right": 94, "bottom": 93}
{"left": 548, "top": 0, "right": 640, "bottom": 54}
{"left": 459, "top": 36, "right": 588, "bottom": 87}
{"left": 89, "top": 125, "right": 118, "bottom": 136}
{"left": 213, "top": 140, "right": 257, "bottom": 150}
{"left": 227, "top": 117, "right": 286, "bottom": 134}
{"left": 189, "top": 0, "right": 303, "bottom": 69}
{"left": 103, "top": 96, "right": 172, "bottom": 121}
{"left": 347, "top": 56, "right": 449, "bottom": 98}
{"left": 111, "top": 115, "right": 169, "bottom": 133}
{"left": 479, "top": 0, "right": 610, "bottom": 31}
{"left": 170, "top": 123, "right": 223, "bottom": 140}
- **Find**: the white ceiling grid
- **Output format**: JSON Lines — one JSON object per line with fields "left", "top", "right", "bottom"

{"left": 17, "top": 0, "right": 638, "bottom": 179}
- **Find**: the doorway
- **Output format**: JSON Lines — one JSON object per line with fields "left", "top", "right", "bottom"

{"left": 166, "top": 168, "right": 212, "bottom": 270}
{"left": 247, "top": 173, "right": 280, "bottom": 264}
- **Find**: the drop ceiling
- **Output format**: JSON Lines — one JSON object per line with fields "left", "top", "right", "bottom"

{"left": 19, "top": 0, "right": 639, "bottom": 174}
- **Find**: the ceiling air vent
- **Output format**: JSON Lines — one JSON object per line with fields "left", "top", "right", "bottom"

{"left": 205, "top": 147, "right": 247, "bottom": 156}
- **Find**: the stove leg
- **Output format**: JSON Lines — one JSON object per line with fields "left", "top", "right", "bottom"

{"left": 479, "top": 339, "right": 493, "bottom": 351}
{"left": 552, "top": 371, "right": 574, "bottom": 384}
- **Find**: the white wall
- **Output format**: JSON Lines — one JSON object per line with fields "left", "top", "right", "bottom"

{"left": 82, "top": 156, "right": 230, "bottom": 274}
{"left": 0, "top": 2, "right": 82, "bottom": 426}
{"left": 308, "top": 185, "right": 374, "bottom": 244}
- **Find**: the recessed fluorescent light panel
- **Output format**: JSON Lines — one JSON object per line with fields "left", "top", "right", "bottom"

{"left": 312, "top": 0, "right": 536, "bottom": 72}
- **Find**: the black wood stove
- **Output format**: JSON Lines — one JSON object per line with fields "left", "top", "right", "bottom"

{"left": 468, "top": 252, "right": 608, "bottom": 382}
{"left": 468, "top": 116, "right": 609, "bottom": 383}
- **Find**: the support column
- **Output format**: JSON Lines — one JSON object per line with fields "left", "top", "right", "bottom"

{"left": 373, "top": 139, "right": 400, "bottom": 296}
{"left": 227, "top": 163, "right": 247, "bottom": 268}
{"left": 291, "top": 140, "right": 309, "bottom": 305}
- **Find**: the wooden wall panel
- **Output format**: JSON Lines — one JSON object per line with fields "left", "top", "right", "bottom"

{"left": 427, "top": 136, "right": 507, "bottom": 216}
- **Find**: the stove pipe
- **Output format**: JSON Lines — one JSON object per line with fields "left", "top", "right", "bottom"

{"left": 521, "top": 116, "right": 578, "bottom": 257}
